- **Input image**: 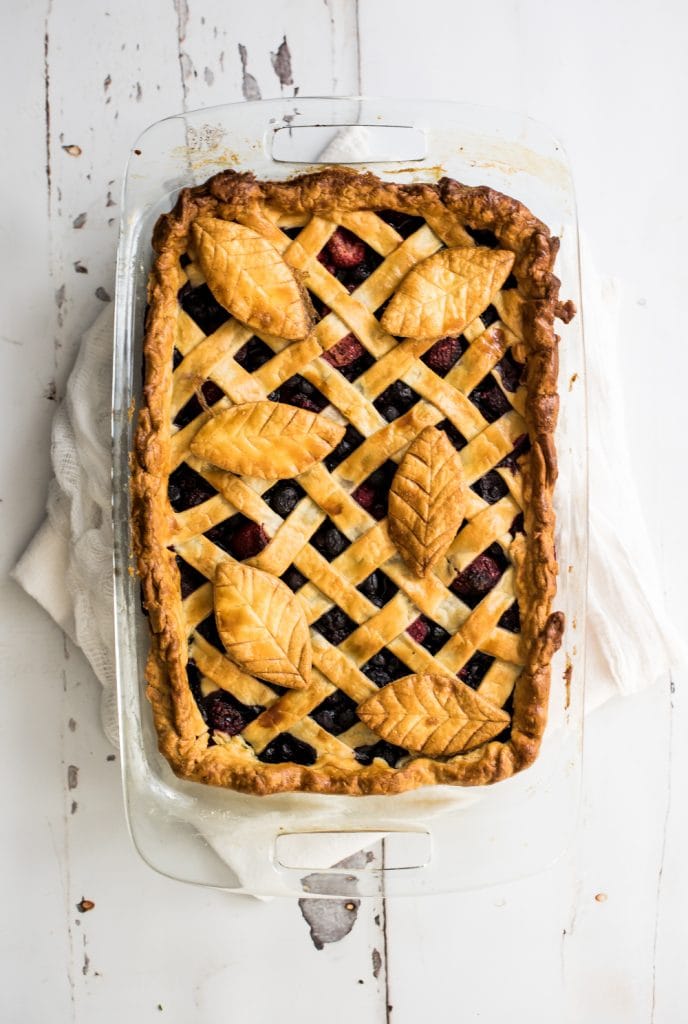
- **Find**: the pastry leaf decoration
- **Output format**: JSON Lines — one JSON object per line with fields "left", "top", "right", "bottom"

{"left": 191, "top": 217, "right": 313, "bottom": 339}
{"left": 214, "top": 562, "right": 311, "bottom": 689}
{"left": 357, "top": 674, "right": 510, "bottom": 756}
{"left": 190, "top": 401, "right": 346, "bottom": 479}
{"left": 380, "top": 246, "right": 515, "bottom": 340}
{"left": 388, "top": 426, "right": 467, "bottom": 577}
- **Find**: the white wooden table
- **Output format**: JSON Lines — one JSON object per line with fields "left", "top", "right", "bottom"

{"left": 2, "top": 2, "right": 686, "bottom": 1021}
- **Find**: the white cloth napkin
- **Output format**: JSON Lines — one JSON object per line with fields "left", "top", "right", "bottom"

{"left": 12, "top": 268, "right": 683, "bottom": 890}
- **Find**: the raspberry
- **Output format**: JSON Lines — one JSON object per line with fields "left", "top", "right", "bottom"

{"left": 424, "top": 336, "right": 465, "bottom": 375}
{"left": 230, "top": 522, "right": 270, "bottom": 560}
{"left": 406, "top": 617, "right": 429, "bottom": 644}
{"left": 352, "top": 482, "right": 376, "bottom": 512}
{"left": 317, "top": 250, "right": 337, "bottom": 276}
{"left": 203, "top": 692, "right": 263, "bottom": 736}
{"left": 322, "top": 334, "right": 366, "bottom": 368}
{"left": 451, "top": 554, "right": 503, "bottom": 604}
{"left": 326, "top": 228, "right": 366, "bottom": 268}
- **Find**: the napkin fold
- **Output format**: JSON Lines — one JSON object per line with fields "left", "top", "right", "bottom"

{"left": 12, "top": 263, "right": 683, "bottom": 891}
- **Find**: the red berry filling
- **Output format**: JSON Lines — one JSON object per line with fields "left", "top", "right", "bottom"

{"left": 326, "top": 227, "right": 366, "bottom": 268}
{"left": 451, "top": 550, "right": 504, "bottom": 607}
{"left": 323, "top": 334, "right": 366, "bottom": 368}
{"left": 230, "top": 522, "right": 270, "bottom": 560}
{"left": 422, "top": 336, "right": 466, "bottom": 376}
{"left": 406, "top": 617, "right": 429, "bottom": 644}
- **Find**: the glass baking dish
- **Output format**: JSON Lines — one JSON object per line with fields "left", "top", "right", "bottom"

{"left": 112, "top": 96, "right": 587, "bottom": 898}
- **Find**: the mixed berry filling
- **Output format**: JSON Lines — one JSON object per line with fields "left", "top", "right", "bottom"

{"left": 480, "top": 305, "right": 500, "bottom": 329}
{"left": 203, "top": 690, "right": 264, "bottom": 738}
{"left": 310, "top": 518, "right": 351, "bottom": 561}
{"left": 205, "top": 515, "right": 270, "bottom": 560}
{"left": 437, "top": 419, "right": 468, "bottom": 452}
{"left": 310, "top": 690, "right": 359, "bottom": 735}
{"left": 268, "top": 374, "right": 328, "bottom": 412}
{"left": 406, "top": 616, "right": 450, "bottom": 655}
{"left": 498, "top": 601, "right": 521, "bottom": 633}
{"left": 421, "top": 336, "right": 467, "bottom": 377}
{"left": 263, "top": 479, "right": 305, "bottom": 517}
{"left": 176, "top": 556, "right": 207, "bottom": 599}
{"left": 322, "top": 334, "right": 374, "bottom": 381}
{"left": 361, "top": 649, "right": 411, "bottom": 688}
{"left": 458, "top": 651, "right": 495, "bottom": 690}
{"left": 281, "top": 565, "right": 308, "bottom": 592}
{"left": 469, "top": 373, "right": 511, "bottom": 423}
{"left": 196, "top": 615, "right": 224, "bottom": 650}
{"left": 178, "top": 281, "right": 230, "bottom": 336}
{"left": 317, "top": 227, "right": 382, "bottom": 294}
{"left": 498, "top": 434, "right": 531, "bottom": 473}
{"left": 313, "top": 606, "right": 357, "bottom": 645}
{"left": 373, "top": 381, "right": 420, "bottom": 422}
{"left": 494, "top": 348, "right": 525, "bottom": 393}
{"left": 234, "top": 336, "right": 273, "bottom": 372}
{"left": 464, "top": 226, "right": 500, "bottom": 249}
{"left": 451, "top": 543, "right": 508, "bottom": 608}
{"left": 258, "top": 733, "right": 317, "bottom": 766}
{"left": 168, "top": 463, "right": 217, "bottom": 512}
{"left": 352, "top": 461, "right": 397, "bottom": 521}
{"left": 357, "top": 570, "right": 397, "bottom": 608}
{"left": 378, "top": 209, "right": 425, "bottom": 238}
{"left": 471, "top": 470, "right": 509, "bottom": 505}
{"left": 174, "top": 380, "right": 224, "bottom": 429}
{"left": 354, "top": 740, "right": 407, "bottom": 767}
{"left": 325, "top": 424, "right": 364, "bottom": 472}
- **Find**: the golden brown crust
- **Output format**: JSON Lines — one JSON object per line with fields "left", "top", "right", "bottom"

{"left": 132, "top": 166, "right": 569, "bottom": 796}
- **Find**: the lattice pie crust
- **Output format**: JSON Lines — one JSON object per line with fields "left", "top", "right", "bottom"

{"left": 133, "top": 168, "right": 574, "bottom": 795}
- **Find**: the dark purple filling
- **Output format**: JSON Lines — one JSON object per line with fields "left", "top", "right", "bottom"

{"left": 310, "top": 518, "right": 350, "bottom": 561}
{"left": 196, "top": 614, "right": 224, "bottom": 650}
{"left": 357, "top": 570, "right": 397, "bottom": 608}
{"left": 469, "top": 373, "right": 511, "bottom": 422}
{"left": 471, "top": 470, "right": 509, "bottom": 505}
{"left": 510, "top": 512, "right": 525, "bottom": 536}
{"left": 313, "top": 606, "right": 357, "bottom": 646}
{"left": 310, "top": 691, "right": 359, "bottom": 735}
{"left": 258, "top": 733, "right": 317, "bottom": 766}
{"left": 268, "top": 374, "right": 328, "bottom": 412}
{"left": 354, "top": 740, "right": 407, "bottom": 767}
{"left": 322, "top": 335, "right": 374, "bottom": 382}
{"left": 378, "top": 209, "right": 425, "bottom": 238}
{"left": 205, "top": 515, "right": 270, "bottom": 560}
{"left": 421, "top": 336, "right": 467, "bottom": 377}
{"left": 498, "top": 602, "right": 521, "bottom": 633}
{"left": 176, "top": 556, "right": 207, "bottom": 598}
{"left": 502, "top": 272, "right": 518, "bottom": 291}
{"left": 325, "top": 424, "right": 364, "bottom": 472}
{"left": 234, "top": 336, "right": 273, "bottom": 372}
{"left": 465, "top": 226, "right": 499, "bottom": 249}
{"left": 480, "top": 305, "right": 500, "bottom": 329}
{"left": 172, "top": 347, "right": 184, "bottom": 369}
{"left": 281, "top": 565, "right": 308, "bottom": 592}
{"left": 168, "top": 463, "right": 217, "bottom": 512}
{"left": 373, "top": 380, "right": 420, "bottom": 422}
{"left": 263, "top": 480, "right": 305, "bottom": 518}
{"left": 352, "top": 461, "right": 397, "bottom": 521}
{"left": 458, "top": 651, "right": 495, "bottom": 690}
{"left": 498, "top": 434, "right": 531, "bottom": 473}
{"left": 186, "top": 661, "right": 206, "bottom": 719}
{"left": 451, "top": 543, "right": 508, "bottom": 608}
{"left": 436, "top": 419, "right": 467, "bottom": 452}
{"left": 203, "top": 690, "right": 264, "bottom": 737}
{"left": 361, "top": 649, "right": 411, "bottom": 688}
{"left": 178, "top": 281, "right": 230, "bottom": 336}
{"left": 406, "top": 616, "right": 450, "bottom": 655}
{"left": 494, "top": 349, "right": 525, "bottom": 393}
{"left": 174, "top": 380, "right": 224, "bottom": 429}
